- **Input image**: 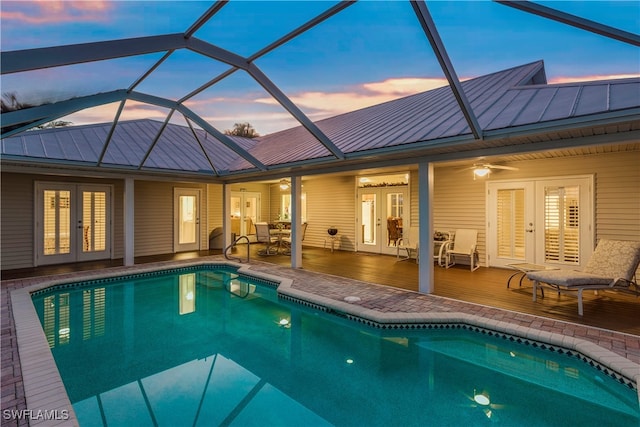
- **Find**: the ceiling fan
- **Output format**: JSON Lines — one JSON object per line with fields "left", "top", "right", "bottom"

{"left": 459, "top": 163, "right": 519, "bottom": 179}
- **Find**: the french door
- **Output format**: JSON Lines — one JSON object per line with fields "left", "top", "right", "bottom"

{"left": 174, "top": 188, "right": 201, "bottom": 252}
{"left": 230, "top": 191, "right": 260, "bottom": 238}
{"left": 35, "top": 182, "right": 112, "bottom": 265}
{"left": 487, "top": 176, "right": 593, "bottom": 269}
{"left": 357, "top": 186, "right": 408, "bottom": 255}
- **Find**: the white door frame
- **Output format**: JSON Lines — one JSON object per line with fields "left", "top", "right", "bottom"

{"left": 487, "top": 181, "right": 535, "bottom": 268}
{"left": 231, "top": 191, "right": 261, "bottom": 240}
{"left": 174, "top": 188, "right": 201, "bottom": 252}
{"left": 356, "top": 185, "right": 409, "bottom": 256}
{"left": 487, "top": 175, "right": 594, "bottom": 269}
{"left": 35, "top": 182, "right": 113, "bottom": 266}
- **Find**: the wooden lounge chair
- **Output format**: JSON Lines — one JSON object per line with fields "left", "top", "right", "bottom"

{"left": 527, "top": 239, "right": 640, "bottom": 316}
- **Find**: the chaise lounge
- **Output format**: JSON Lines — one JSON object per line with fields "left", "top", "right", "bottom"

{"left": 527, "top": 239, "right": 640, "bottom": 316}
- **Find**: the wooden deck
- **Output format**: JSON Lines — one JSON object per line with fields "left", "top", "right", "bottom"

{"left": 3, "top": 245, "right": 639, "bottom": 336}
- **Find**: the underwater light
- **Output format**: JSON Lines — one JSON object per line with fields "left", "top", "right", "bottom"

{"left": 474, "top": 392, "right": 491, "bottom": 406}
{"left": 278, "top": 318, "right": 290, "bottom": 327}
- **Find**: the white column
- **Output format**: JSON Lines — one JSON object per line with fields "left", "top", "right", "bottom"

{"left": 223, "top": 184, "right": 232, "bottom": 251}
{"left": 418, "top": 162, "right": 435, "bottom": 293}
{"left": 123, "top": 177, "right": 135, "bottom": 266}
{"left": 290, "top": 176, "right": 303, "bottom": 268}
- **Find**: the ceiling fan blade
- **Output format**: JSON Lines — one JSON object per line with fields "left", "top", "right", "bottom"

{"left": 488, "top": 165, "right": 518, "bottom": 171}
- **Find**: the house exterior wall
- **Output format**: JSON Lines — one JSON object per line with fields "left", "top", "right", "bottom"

{"left": 431, "top": 150, "right": 640, "bottom": 266}
{"left": 0, "top": 173, "right": 125, "bottom": 269}
{"left": 1, "top": 149, "right": 637, "bottom": 270}
{"left": 134, "top": 180, "right": 210, "bottom": 257}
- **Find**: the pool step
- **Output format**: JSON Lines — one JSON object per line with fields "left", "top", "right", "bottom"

{"left": 199, "top": 271, "right": 239, "bottom": 288}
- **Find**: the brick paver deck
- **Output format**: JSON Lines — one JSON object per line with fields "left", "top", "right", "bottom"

{"left": 2, "top": 256, "right": 639, "bottom": 426}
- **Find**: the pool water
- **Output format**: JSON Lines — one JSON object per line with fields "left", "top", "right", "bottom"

{"left": 32, "top": 267, "right": 639, "bottom": 426}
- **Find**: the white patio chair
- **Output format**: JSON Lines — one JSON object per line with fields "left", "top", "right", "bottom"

{"left": 397, "top": 227, "right": 419, "bottom": 263}
{"left": 527, "top": 239, "right": 640, "bottom": 316}
{"left": 444, "top": 229, "right": 479, "bottom": 271}
{"left": 255, "top": 222, "right": 278, "bottom": 255}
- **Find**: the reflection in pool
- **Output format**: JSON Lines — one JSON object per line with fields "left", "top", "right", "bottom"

{"left": 32, "top": 267, "right": 639, "bottom": 426}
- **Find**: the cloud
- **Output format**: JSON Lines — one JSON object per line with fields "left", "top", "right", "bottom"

{"left": 253, "top": 77, "right": 451, "bottom": 121}
{"left": 548, "top": 73, "right": 640, "bottom": 84}
{"left": 2, "top": 1, "right": 111, "bottom": 24}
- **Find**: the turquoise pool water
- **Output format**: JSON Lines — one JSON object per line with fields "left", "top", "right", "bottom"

{"left": 32, "top": 266, "right": 639, "bottom": 426}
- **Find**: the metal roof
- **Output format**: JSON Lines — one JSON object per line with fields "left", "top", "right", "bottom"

{"left": 1, "top": 1, "right": 639, "bottom": 180}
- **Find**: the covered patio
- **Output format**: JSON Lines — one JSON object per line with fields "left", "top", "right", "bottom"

{"left": 4, "top": 246, "right": 639, "bottom": 336}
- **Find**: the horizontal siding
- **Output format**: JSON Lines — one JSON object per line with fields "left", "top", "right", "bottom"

{"left": 300, "top": 175, "right": 356, "bottom": 251}
{"left": 1, "top": 173, "right": 125, "bottom": 270}
{"left": 433, "top": 169, "right": 487, "bottom": 265}
{"left": 207, "top": 184, "right": 223, "bottom": 235}
{"left": 135, "top": 181, "right": 209, "bottom": 256}
{"left": 2, "top": 149, "right": 637, "bottom": 270}
{"left": 1, "top": 173, "right": 34, "bottom": 269}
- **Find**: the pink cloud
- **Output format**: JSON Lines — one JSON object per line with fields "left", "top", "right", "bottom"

{"left": 3, "top": 1, "right": 111, "bottom": 24}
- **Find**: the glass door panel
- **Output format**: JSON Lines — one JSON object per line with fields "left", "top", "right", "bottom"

{"left": 174, "top": 188, "right": 200, "bottom": 252}
{"left": 487, "top": 181, "right": 535, "bottom": 268}
{"left": 36, "top": 182, "right": 112, "bottom": 265}
{"left": 357, "top": 187, "right": 408, "bottom": 255}
{"left": 78, "top": 187, "right": 110, "bottom": 261}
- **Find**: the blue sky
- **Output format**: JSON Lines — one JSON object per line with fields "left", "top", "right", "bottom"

{"left": 2, "top": 1, "right": 639, "bottom": 135}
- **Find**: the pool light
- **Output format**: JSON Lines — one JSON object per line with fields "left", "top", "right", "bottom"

{"left": 473, "top": 391, "right": 491, "bottom": 406}
{"left": 277, "top": 318, "right": 290, "bottom": 328}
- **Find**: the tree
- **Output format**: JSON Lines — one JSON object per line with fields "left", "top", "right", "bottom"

{"left": 1, "top": 92, "right": 32, "bottom": 113}
{"left": 224, "top": 122, "right": 260, "bottom": 138}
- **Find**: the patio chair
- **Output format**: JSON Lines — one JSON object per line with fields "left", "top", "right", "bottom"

{"left": 397, "top": 227, "right": 419, "bottom": 263}
{"left": 527, "top": 239, "right": 640, "bottom": 316}
{"left": 255, "top": 222, "right": 278, "bottom": 255}
{"left": 443, "top": 229, "right": 479, "bottom": 271}
{"left": 282, "top": 222, "right": 307, "bottom": 254}
{"left": 387, "top": 218, "right": 401, "bottom": 246}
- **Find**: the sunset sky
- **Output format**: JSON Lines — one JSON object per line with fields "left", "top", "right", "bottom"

{"left": 2, "top": 1, "right": 639, "bottom": 135}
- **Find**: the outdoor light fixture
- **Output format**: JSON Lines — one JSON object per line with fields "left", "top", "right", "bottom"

{"left": 279, "top": 179, "right": 290, "bottom": 190}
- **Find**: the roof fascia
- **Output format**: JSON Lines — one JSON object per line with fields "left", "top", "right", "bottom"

{"left": 411, "top": 1, "right": 483, "bottom": 140}
{"left": 496, "top": 1, "right": 640, "bottom": 47}
{"left": 222, "top": 129, "right": 640, "bottom": 184}
{"left": 1, "top": 34, "right": 188, "bottom": 75}
{"left": 1, "top": 90, "right": 127, "bottom": 138}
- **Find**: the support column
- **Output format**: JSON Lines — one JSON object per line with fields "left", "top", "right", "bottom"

{"left": 123, "top": 177, "right": 135, "bottom": 266}
{"left": 418, "top": 162, "right": 435, "bottom": 293}
{"left": 290, "top": 176, "right": 303, "bottom": 268}
{"left": 223, "top": 184, "right": 232, "bottom": 251}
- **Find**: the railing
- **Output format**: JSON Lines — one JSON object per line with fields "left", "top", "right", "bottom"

{"left": 224, "top": 235, "right": 250, "bottom": 263}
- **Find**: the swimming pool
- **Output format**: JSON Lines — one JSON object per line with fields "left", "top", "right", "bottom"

{"left": 31, "top": 265, "right": 639, "bottom": 426}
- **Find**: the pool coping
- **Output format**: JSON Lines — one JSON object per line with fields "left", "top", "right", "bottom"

{"left": 10, "top": 259, "right": 640, "bottom": 424}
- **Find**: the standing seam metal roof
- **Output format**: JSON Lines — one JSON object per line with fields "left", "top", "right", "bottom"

{"left": 2, "top": 61, "right": 639, "bottom": 176}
